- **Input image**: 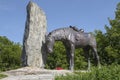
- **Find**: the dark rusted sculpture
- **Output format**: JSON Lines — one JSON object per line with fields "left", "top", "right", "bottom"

{"left": 46, "top": 26, "right": 100, "bottom": 71}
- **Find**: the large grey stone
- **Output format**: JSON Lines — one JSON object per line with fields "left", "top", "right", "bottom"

{"left": 21, "top": 1, "right": 47, "bottom": 68}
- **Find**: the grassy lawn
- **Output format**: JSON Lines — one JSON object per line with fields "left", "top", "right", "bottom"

{"left": 0, "top": 73, "right": 7, "bottom": 79}
{"left": 55, "top": 65, "right": 120, "bottom": 80}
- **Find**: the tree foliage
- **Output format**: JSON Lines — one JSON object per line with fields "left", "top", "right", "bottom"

{"left": 46, "top": 41, "right": 68, "bottom": 69}
{"left": 0, "top": 36, "right": 22, "bottom": 71}
{"left": 95, "top": 2, "right": 120, "bottom": 65}
{"left": 46, "top": 41, "right": 87, "bottom": 70}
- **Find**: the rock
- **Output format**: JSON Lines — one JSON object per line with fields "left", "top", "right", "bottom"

{"left": 21, "top": 1, "right": 47, "bottom": 68}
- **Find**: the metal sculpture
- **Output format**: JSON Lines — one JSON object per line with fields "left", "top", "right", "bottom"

{"left": 46, "top": 26, "right": 100, "bottom": 71}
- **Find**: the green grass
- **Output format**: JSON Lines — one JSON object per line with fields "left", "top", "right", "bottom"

{"left": 55, "top": 65, "right": 120, "bottom": 80}
{"left": 0, "top": 73, "right": 7, "bottom": 79}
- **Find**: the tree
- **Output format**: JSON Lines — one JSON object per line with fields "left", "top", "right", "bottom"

{"left": 95, "top": 30, "right": 107, "bottom": 65}
{"left": 95, "top": 2, "right": 120, "bottom": 65}
{"left": 46, "top": 41, "right": 88, "bottom": 70}
{"left": 104, "top": 2, "right": 120, "bottom": 64}
{"left": 0, "top": 36, "right": 22, "bottom": 71}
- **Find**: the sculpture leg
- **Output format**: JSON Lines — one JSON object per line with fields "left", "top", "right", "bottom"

{"left": 88, "top": 57, "right": 90, "bottom": 71}
{"left": 42, "top": 51, "right": 47, "bottom": 69}
{"left": 69, "top": 44, "right": 75, "bottom": 71}
{"left": 83, "top": 48, "right": 90, "bottom": 71}
{"left": 64, "top": 42, "right": 71, "bottom": 70}
{"left": 92, "top": 47, "right": 101, "bottom": 68}
{"left": 65, "top": 48, "right": 70, "bottom": 70}
{"left": 41, "top": 43, "right": 48, "bottom": 69}
{"left": 64, "top": 42, "right": 75, "bottom": 71}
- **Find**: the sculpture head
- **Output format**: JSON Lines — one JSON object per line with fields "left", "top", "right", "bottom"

{"left": 46, "top": 36, "right": 54, "bottom": 53}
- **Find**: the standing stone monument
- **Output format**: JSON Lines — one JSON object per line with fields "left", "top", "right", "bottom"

{"left": 21, "top": 1, "right": 47, "bottom": 68}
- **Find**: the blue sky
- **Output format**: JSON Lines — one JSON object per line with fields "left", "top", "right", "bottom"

{"left": 0, "top": 0, "right": 120, "bottom": 44}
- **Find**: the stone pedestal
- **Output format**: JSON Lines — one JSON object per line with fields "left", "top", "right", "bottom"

{"left": 21, "top": 1, "right": 47, "bottom": 68}
{"left": 2, "top": 67, "right": 73, "bottom": 80}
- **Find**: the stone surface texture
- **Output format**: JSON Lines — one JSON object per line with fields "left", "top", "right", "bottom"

{"left": 1, "top": 67, "right": 73, "bottom": 80}
{"left": 21, "top": 1, "right": 47, "bottom": 68}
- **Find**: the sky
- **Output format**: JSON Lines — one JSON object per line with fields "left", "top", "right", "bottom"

{"left": 0, "top": 0, "right": 120, "bottom": 44}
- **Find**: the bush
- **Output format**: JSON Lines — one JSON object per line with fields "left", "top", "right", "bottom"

{"left": 0, "top": 36, "right": 22, "bottom": 71}
{"left": 55, "top": 65, "right": 120, "bottom": 80}
{"left": 0, "top": 73, "right": 7, "bottom": 79}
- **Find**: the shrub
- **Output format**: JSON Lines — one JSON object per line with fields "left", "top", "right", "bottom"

{"left": 0, "top": 73, "right": 7, "bottom": 79}
{"left": 0, "top": 36, "right": 22, "bottom": 71}
{"left": 55, "top": 65, "right": 120, "bottom": 80}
